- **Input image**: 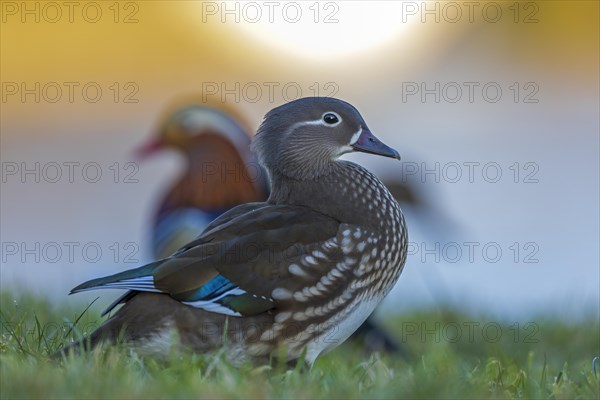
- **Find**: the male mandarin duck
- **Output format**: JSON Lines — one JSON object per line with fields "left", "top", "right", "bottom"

{"left": 135, "top": 101, "right": 269, "bottom": 259}
{"left": 67, "top": 98, "right": 408, "bottom": 365}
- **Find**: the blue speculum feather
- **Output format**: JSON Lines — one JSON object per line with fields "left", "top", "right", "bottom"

{"left": 187, "top": 275, "right": 237, "bottom": 301}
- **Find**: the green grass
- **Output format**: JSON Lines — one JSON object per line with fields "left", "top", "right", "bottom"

{"left": 1, "top": 291, "right": 598, "bottom": 399}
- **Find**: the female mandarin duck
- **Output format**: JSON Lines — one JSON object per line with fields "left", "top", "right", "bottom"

{"left": 136, "top": 99, "right": 401, "bottom": 354}
{"left": 68, "top": 98, "right": 408, "bottom": 365}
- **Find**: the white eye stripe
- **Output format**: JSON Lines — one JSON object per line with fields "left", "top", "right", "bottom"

{"left": 288, "top": 112, "right": 343, "bottom": 131}
{"left": 349, "top": 127, "right": 363, "bottom": 145}
{"left": 300, "top": 119, "right": 329, "bottom": 126}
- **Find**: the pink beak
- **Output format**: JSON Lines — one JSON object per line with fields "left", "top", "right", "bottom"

{"left": 133, "top": 137, "right": 164, "bottom": 160}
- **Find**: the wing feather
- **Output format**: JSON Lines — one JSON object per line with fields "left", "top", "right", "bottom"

{"left": 72, "top": 203, "right": 352, "bottom": 317}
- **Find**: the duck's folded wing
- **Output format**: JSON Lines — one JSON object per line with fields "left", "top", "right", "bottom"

{"left": 69, "top": 202, "right": 272, "bottom": 297}
{"left": 152, "top": 204, "right": 351, "bottom": 316}
{"left": 71, "top": 204, "right": 354, "bottom": 318}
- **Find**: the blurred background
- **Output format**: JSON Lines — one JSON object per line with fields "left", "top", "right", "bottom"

{"left": 1, "top": 1, "right": 598, "bottom": 323}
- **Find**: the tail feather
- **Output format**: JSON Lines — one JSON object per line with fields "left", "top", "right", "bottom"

{"left": 70, "top": 260, "right": 166, "bottom": 294}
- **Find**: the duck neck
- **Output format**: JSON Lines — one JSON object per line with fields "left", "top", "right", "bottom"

{"left": 267, "top": 161, "right": 380, "bottom": 228}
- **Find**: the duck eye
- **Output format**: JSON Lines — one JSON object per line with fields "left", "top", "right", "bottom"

{"left": 323, "top": 113, "right": 339, "bottom": 125}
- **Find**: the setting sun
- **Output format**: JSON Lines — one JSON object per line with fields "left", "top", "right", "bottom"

{"left": 202, "top": 1, "right": 418, "bottom": 59}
